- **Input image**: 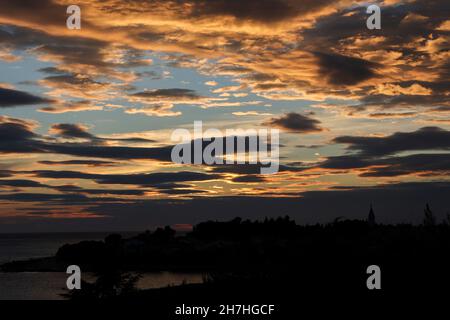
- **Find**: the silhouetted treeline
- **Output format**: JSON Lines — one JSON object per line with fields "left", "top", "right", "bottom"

{"left": 2, "top": 205, "right": 450, "bottom": 300}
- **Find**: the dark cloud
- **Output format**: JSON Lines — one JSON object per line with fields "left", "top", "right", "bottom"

{"left": 0, "top": 87, "right": 52, "bottom": 107}
{"left": 38, "top": 160, "right": 118, "bottom": 167}
{"left": 37, "top": 67, "right": 69, "bottom": 75}
{"left": 111, "top": 137, "right": 156, "bottom": 143}
{"left": 189, "top": 0, "right": 297, "bottom": 23}
{"left": 38, "top": 160, "right": 117, "bottom": 166}
{"left": 264, "top": 112, "right": 323, "bottom": 133}
{"left": 188, "top": 0, "right": 335, "bottom": 23}
{"left": 130, "top": 88, "right": 201, "bottom": 100}
{"left": 0, "top": 119, "right": 168, "bottom": 160}
{"left": 0, "top": 171, "right": 13, "bottom": 178}
{"left": 51, "top": 185, "right": 147, "bottom": 196}
{"left": 0, "top": 179, "right": 44, "bottom": 188}
{"left": 157, "top": 188, "right": 209, "bottom": 195}
{"left": 296, "top": 144, "right": 323, "bottom": 149}
{"left": 2, "top": 182, "right": 147, "bottom": 196}
{"left": 33, "top": 40, "right": 110, "bottom": 70}
{"left": 231, "top": 175, "right": 266, "bottom": 183}
{"left": 243, "top": 72, "right": 278, "bottom": 82}
{"left": 314, "top": 52, "right": 377, "bottom": 86}
{"left": 319, "top": 153, "right": 450, "bottom": 177}
{"left": 334, "top": 127, "right": 450, "bottom": 156}
{"left": 0, "top": 0, "right": 71, "bottom": 27}
{"left": 315, "top": 127, "right": 450, "bottom": 177}
{"left": 208, "top": 164, "right": 267, "bottom": 175}
{"left": 0, "top": 121, "right": 35, "bottom": 141}
{"left": 253, "top": 83, "right": 288, "bottom": 91}
{"left": 50, "top": 123, "right": 95, "bottom": 140}
{"left": 136, "top": 71, "right": 161, "bottom": 79}
{"left": 43, "top": 143, "right": 173, "bottom": 161}
{"left": 0, "top": 192, "right": 89, "bottom": 203}
{"left": 301, "top": 6, "right": 369, "bottom": 48}
{"left": 369, "top": 112, "right": 417, "bottom": 119}
{"left": 49, "top": 123, "right": 155, "bottom": 143}
{"left": 361, "top": 153, "right": 450, "bottom": 177}
{"left": 319, "top": 155, "right": 370, "bottom": 170}
{"left": 303, "top": 2, "right": 447, "bottom": 50}
{"left": 42, "top": 73, "right": 107, "bottom": 86}
{"left": 0, "top": 25, "right": 146, "bottom": 80}
{"left": 28, "top": 170, "right": 223, "bottom": 187}
{"left": 208, "top": 163, "right": 303, "bottom": 174}
{"left": 358, "top": 91, "right": 450, "bottom": 111}
{"left": 0, "top": 119, "right": 42, "bottom": 153}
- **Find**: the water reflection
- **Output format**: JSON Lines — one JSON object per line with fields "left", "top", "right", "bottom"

{"left": 0, "top": 272, "right": 204, "bottom": 300}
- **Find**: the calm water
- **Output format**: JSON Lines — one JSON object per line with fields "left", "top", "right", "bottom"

{"left": 0, "top": 232, "right": 114, "bottom": 265}
{"left": 0, "top": 233, "right": 203, "bottom": 300}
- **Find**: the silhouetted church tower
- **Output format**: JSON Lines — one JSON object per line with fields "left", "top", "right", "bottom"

{"left": 368, "top": 204, "right": 376, "bottom": 226}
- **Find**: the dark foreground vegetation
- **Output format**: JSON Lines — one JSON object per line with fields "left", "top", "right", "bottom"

{"left": 2, "top": 204, "right": 450, "bottom": 303}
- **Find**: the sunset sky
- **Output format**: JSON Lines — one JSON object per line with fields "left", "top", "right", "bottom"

{"left": 0, "top": 0, "right": 449, "bottom": 232}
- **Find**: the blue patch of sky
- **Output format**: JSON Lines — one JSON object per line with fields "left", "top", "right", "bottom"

{"left": 1, "top": 51, "right": 335, "bottom": 138}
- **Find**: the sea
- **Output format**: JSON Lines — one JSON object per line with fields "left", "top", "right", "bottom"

{"left": 0, "top": 232, "right": 203, "bottom": 300}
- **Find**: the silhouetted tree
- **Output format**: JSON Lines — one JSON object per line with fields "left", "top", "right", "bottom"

{"left": 444, "top": 212, "right": 450, "bottom": 225}
{"left": 333, "top": 216, "right": 344, "bottom": 224}
{"left": 423, "top": 203, "right": 436, "bottom": 226}
{"left": 65, "top": 268, "right": 141, "bottom": 300}
{"left": 152, "top": 226, "right": 176, "bottom": 242}
{"left": 368, "top": 204, "right": 376, "bottom": 227}
{"left": 105, "top": 234, "right": 122, "bottom": 248}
